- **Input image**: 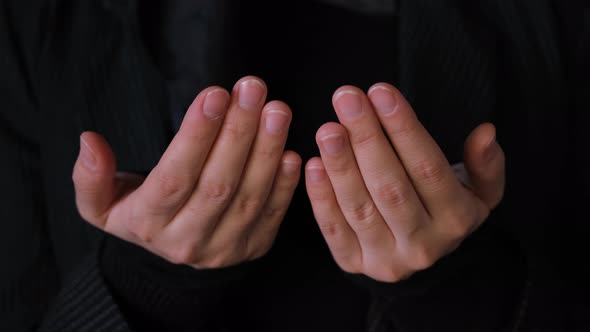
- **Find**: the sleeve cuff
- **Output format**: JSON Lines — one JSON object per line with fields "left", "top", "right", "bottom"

{"left": 99, "top": 233, "right": 264, "bottom": 331}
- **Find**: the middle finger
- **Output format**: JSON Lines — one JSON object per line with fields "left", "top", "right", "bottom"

{"left": 163, "top": 76, "right": 268, "bottom": 245}
{"left": 366, "top": 83, "right": 469, "bottom": 220}
{"left": 331, "top": 86, "right": 429, "bottom": 238}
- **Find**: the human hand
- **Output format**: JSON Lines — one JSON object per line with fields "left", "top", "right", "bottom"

{"left": 73, "top": 76, "right": 301, "bottom": 269}
{"left": 305, "top": 83, "right": 505, "bottom": 282}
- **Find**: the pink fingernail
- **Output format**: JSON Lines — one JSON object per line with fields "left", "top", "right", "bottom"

{"left": 321, "top": 134, "right": 345, "bottom": 155}
{"left": 368, "top": 85, "right": 398, "bottom": 116}
{"left": 334, "top": 90, "right": 363, "bottom": 119}
{"left": 282, "top": 161, "right": 300, "bottom": 177}
{"left": 307, "top": 166, "right": 326, "bottom": 183}
{"left": 79, "top": 136, "right": 97, "bottom": 171}
{"left": 203, "top": 88, "right": 229, "bottom": 120}
{"left": 238, "top": 79, "right": 265, "bottom": 111}
{"left": 265, "top": 109, "right": 290, "bottom": 135}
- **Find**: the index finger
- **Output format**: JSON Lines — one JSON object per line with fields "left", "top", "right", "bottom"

{"left": 129, "top": 86, "right": 230, "bottom": 238}
{"left": 367, "top": 83, "right": 467, "bottom": 218}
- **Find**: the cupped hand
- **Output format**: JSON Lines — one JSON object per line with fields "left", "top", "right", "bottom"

{"left": 305, "top": 83, "right": 505, "bottom": 282}
{"left": 73, "top": 76, "right": 301, "bottom": 269}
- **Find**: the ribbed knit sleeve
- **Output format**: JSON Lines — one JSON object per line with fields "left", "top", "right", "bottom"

{"left": 39, "top": 256, "right": 130, "bottom": 332}
{"left": 99, "top": 234, "right": 265, "bottom": 332}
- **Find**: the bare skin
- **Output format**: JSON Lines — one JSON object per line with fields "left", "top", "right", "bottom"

{"left": 305, "top": 83, "right": 505, "bottom": 282}
{"left": 73, "top": 76, "right": 301, "bottom": 268}
{"left": 73, "top": 78, "right": 505, "bottom": 282}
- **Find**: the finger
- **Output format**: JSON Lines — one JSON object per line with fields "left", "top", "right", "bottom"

{"left": 305, "top": 157, "right": 362, "bottom": 273}
{"left": 331, "top": 86, "right": 429, "bottom": 237}
{"left": 246, "top": 151, "right": 302, "bottom": 259}
{"left": 367, "top": 83, "right": 467, "bottom": 218}
{"left": 316, "top": 123, "right": 395, "bottom": 272}
{"left": 165, "top": 152, "right": 301, "bottom": 269}
{"left": 214, "top": 100, "right": 292, "bottom": 237}
{"left": 72, "top": 132, "right": 118, "bottom": 227}
{"left": 463, "top": 123, "right": 506, "bottom": 210}
{"left": 126, "top": 86, "right": 231, "bottom": 240}
{"left": 163, "top": 76, "right": 268, "bottom": 249}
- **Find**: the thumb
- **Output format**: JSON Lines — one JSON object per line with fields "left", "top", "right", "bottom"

{"left": 463, "top": 123, "right": 506, "bottom": 210}
{"left": 72, "top": 131, "right": 118, "bottom": 227}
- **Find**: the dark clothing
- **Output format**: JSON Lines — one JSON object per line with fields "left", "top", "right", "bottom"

{"left": 0, "top": 0, "right": 587, "bottom": 331}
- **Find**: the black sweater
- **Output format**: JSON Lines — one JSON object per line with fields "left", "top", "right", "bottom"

{"left": 0, "top": 0, "right": 588, "bottom": 331}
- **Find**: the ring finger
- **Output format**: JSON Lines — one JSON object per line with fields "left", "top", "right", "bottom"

{"left": 316, "top": 122, "right": 394, "bottom": 270}
{"left": 162, "top": 76, "right": 268, "bottom": 247}
{"left": 213, "top": 100, "right": 293, "bottom": 242}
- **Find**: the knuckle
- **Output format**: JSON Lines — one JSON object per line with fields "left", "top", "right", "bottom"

{"left": 127, "top": 221, "right": 156, "bottom": 244}
{"left": 236, "top": 196, "right": 265, "bottom": 220}
{"left": 408, "top": 243, "right": 439, "bottom": 271}
{"left": 261, "top": 204, "right": 282, "bottom": 219}
{"left": 444, "top": 204, "right": 479, "bottom": 238}
{"left": 383, "top": 267, "right": 413, "bottom": 282}
{"left": 317, "top": 219, "right": 343, "bottom": 237}
{"left": 154, "top": 172, "right": 191, "bottom": 199}
{"left": 411, "top": 159, "right": 446, "bottom": 187}
{"left": 373, "top": 181, "right": 410, "bottom": 207}
{"left": 447, "top": 218, "right": 475, "bottom": 239}
{"left": 75, "top": 201, "right": 107, "bottom": 227}
{"left": 222, "top": 120, "right": 251, "bottom": 141}
{"left": 331, "top": 250, "right": 361, "bottom": 274}
{"left": 125, "top": 206, "right": 158, "bottom": 243}
{"left": 178, "top": 203, "right": 202, "bottom": 221}
{"left": 200, "top": 180, "right": 236, "bottom": 205}
{"left": 350, "top": 130, "right": 379, "bottom": 147}
{"left": 167, "top": 244, "right": 198, "bottom": 265}
{"left": 129, "top": 225, "right": 157, "bottom": 244}
{"left": 342, "top": 201, "right": 379, "bottom": 230}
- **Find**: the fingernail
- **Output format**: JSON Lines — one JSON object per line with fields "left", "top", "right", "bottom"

{"left": 307, "top": 166, "right": 326, "bottom": 183}
{"left": 265, "top": 109, "right": 290, "bottom": 135}
{"left": 282, "top": 160, "right": 300, "bottom": 177}
{"left": 203, "top": 88, "right": 229, "bottom": 120}
{"left": 79, "top": 136, "right": 97, "bottom": 171}
{"left": 238, "top": 79, "right": 265, "bottom": 111}
{"left": 368, "top": 85, "right": 398, "bottom": 116}
{"left": 334, "top": 90, "right": 363, "bottom": 119}
{"left": 321, "top": 134, "right": 345, "bottom": 155}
